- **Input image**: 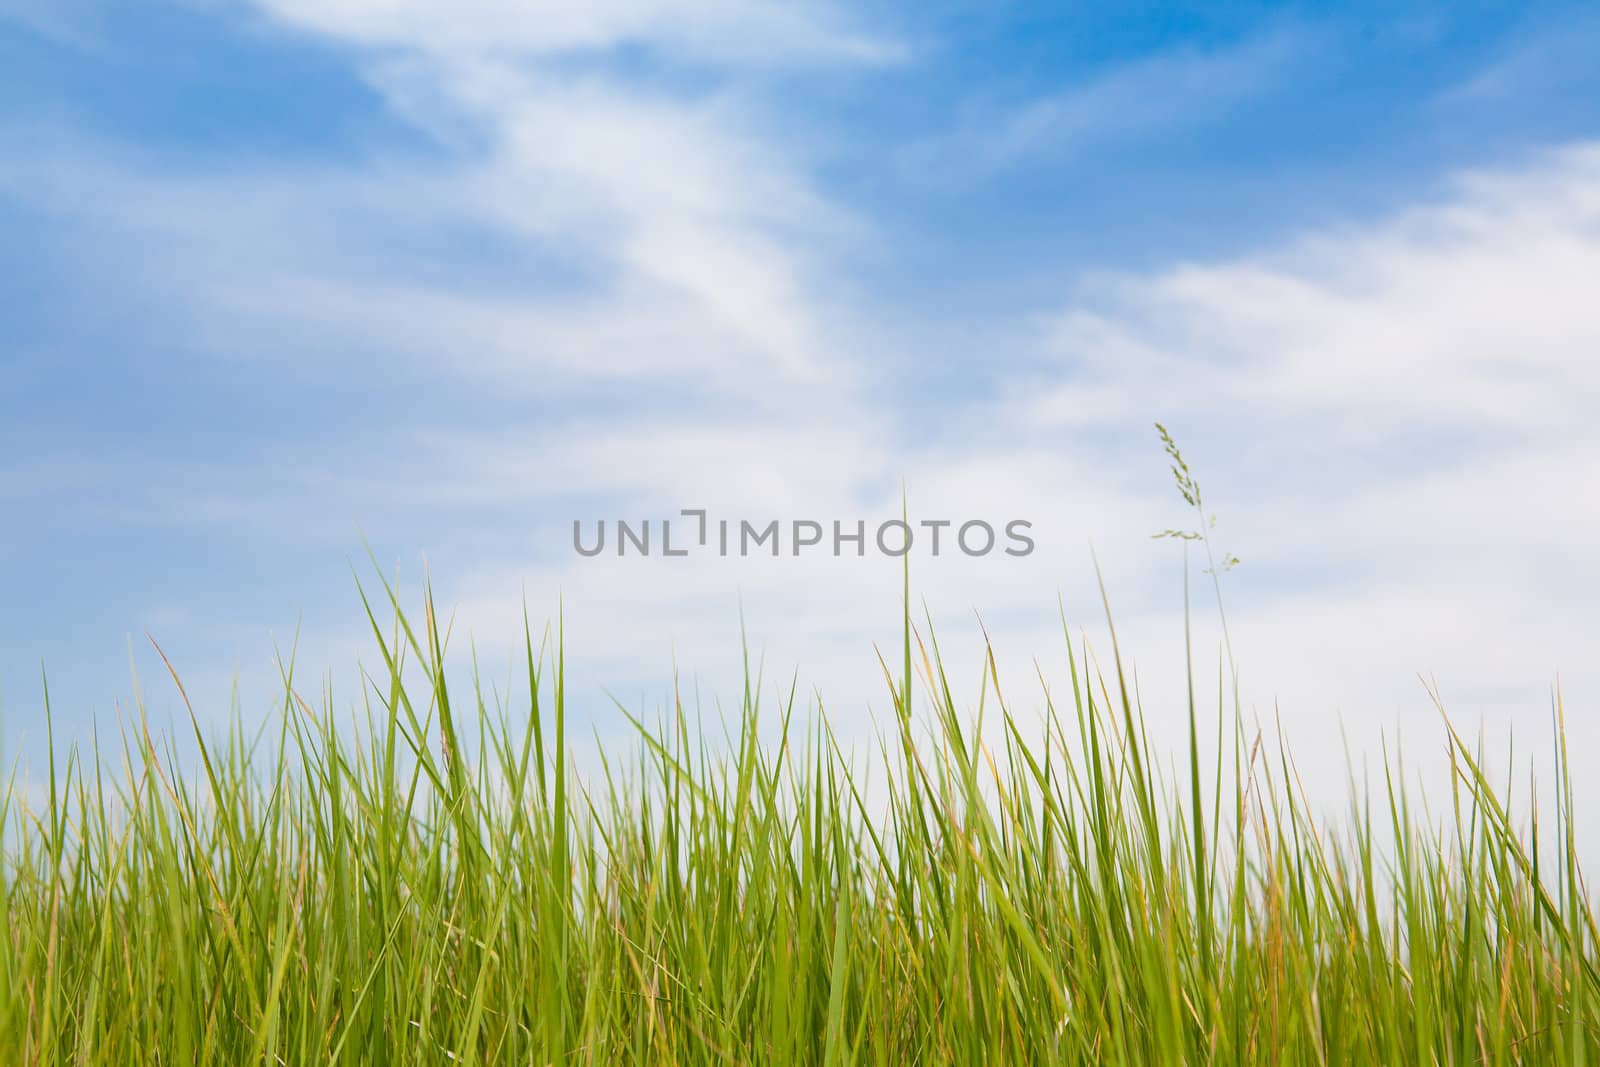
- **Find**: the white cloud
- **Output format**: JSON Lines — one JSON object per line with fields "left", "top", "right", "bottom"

{"left": 1017, "top": 147, "right": 1600, "bottom": 486}
{"left": 2, "top": 0, "right": 880, "bottom": 393}
{"left": 0, "top": 0, "right": 101, "bottom": 47}
{"left": 1433, "top": 17, "right": 1600, "bottom": 110}
{"left": 249, "top": 0, "right": 902, "bottom": 66}
{"left": 906, "top": 28, "right": 1310, "bottom": 180}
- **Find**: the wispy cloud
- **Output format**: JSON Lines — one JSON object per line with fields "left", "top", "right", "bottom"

{"left": 1434, "top": 16, "right": 1600, "bottom": 108}
{"left": 0, "top": 0, "right": 101, "bottom": 48}
{"left": 1025, "top": 144, "right": 1600, "bottom": 438}
{"left": 0, "top": 0, "right": 902, "bottom": 560}
{"left": 249, "top": 0, "right": 904, "bottom": 66}
{"left": 3, "top": 0, "right": 885, "bottom": 392}
{"left": 912, "top": 27, "right": 1311, "bottom": 179}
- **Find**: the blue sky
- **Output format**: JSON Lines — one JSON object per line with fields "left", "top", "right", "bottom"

{"left": 3, "top": 1, "right": 1599, "bottom": 814}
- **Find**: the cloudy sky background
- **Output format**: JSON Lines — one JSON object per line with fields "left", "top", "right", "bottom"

{"left": 3, "top": 2, "right": 1598, "bottom": 828}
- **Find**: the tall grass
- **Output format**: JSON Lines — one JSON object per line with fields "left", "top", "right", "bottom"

{"left": 1, "top": 562, "right": 1595, "bottom": 1064}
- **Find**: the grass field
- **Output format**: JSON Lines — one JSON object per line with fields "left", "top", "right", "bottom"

{"left": 1, "top": 560, "right": 1595, "bottom": 1064}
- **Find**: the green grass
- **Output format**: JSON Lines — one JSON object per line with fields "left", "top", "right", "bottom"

{"left": 1, "top": 564, "right": 1595, "bottom": 1064}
